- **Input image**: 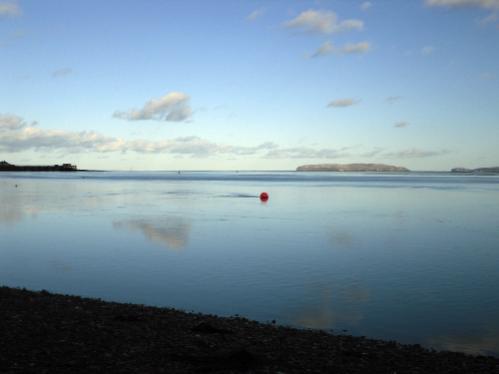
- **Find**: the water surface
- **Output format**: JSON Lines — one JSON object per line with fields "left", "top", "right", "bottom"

{"left": 1, "top": 171, "right": 499, "bottom": 356}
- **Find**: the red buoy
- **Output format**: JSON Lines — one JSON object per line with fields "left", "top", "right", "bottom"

{"left": 259, "top": 192, "right": 269, "bottom": 202}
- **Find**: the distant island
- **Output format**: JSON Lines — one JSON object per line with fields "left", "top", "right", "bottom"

{"left": 451, "top": 167, "right": 499, "bottom": 174}
{"left": 0, "top": 160, "right": 78, "bottom": 172}
{"left": 296, "top": 163, "right": 410, "bottom": 172}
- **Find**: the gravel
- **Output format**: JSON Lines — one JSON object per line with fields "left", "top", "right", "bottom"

{"left": 1, "top": 286, "right": 498, "bottom": 373}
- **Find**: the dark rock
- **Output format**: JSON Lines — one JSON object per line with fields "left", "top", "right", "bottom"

{"left": 191, "top": 322, "right": 232, "bottom": 334}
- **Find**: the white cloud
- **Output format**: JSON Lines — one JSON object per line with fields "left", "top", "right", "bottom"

{"left": 0, "top": 114, "right": 349, "bottom": 161}
{"left": 311, "top": 41, "right": 371, "bottom": 57}
{"left": 284, "top": 9, "right": 363, "bottom": 34}
{"left": 0, "top": 122, "right": 332, "bottom": 159}
{"left": 327, "top": 98, "right": 360, "bottom": 108}
{"left": 52, "top": 68, "right": 73, "bottom": 78}
{"left": 425, "top": 0, "right": 499, "bottom": 9}
{"left": 113, "top": 92, "right": 192, "bottom": 122}
{"left": 394, "top": 121, "right": 410, "bottom": 128}
{"left": 0, "top": 126, "right": 124, "bottom": 153}
{"left": 0, "top": 114, "right": 280, "bottom": 157}
{"left": 1, "top": 114, "right": 451, "bottom": 162}
{"left": 360, "top": 2, "right": 372, "bottom": 11}
{"left": 247, "top": 8, "right": 264, "bottom": 21}
{"left": 0, "top": 1, "right": 21, "bottom": 17}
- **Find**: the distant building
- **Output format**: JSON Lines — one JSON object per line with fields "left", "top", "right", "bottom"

{"left": 62, "top": 163, "right": 77, "bottom": 170}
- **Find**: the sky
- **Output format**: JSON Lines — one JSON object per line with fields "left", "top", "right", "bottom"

{"left": 1, "top": 0, "right": 498, "bottom": 171}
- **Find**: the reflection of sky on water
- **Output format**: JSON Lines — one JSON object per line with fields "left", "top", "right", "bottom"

{"left": 0, "top": 183, "right": 39, "bottom": 224}
{"left": 293, "top": 284, "right": 369, "bottom": 330}
{"left": 113, "top": 218, "right": 190, "bottom": 251}
{"left": 330, "top": 229, "right": 355, "bottom": 249}
{"left": 1, "top": 172, "right": 499, "bottom": 356}
{"left": 429, "top": 330, "right": 499, "bottom": 357}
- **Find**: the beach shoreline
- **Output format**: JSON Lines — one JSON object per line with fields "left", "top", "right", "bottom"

{"left": 1, "top": 286, "right": 498, "bottom": 373}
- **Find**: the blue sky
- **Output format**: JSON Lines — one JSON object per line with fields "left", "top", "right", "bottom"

{"left": 1, "top": 0, "right": 498, "bottom": 170}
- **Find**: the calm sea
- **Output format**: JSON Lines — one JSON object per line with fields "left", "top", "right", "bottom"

{"left": 1, "top": 171, "right": 499, "bottom": 356}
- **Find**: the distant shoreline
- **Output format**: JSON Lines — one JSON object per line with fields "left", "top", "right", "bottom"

{"left": 1, "top": 161, "right": 498, "bottom": 175}
{"left": 0, "top": 161, "right": 80, "bottom": 172}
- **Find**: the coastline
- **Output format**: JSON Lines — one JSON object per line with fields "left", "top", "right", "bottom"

{"left": 0, "top": 161, "right": 79, "bottom": 172}
{"left": 1, "top": 286, "right": 498, "bottom": 373}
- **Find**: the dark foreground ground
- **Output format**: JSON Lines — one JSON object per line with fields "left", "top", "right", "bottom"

{"left": 1, "top": 287, "right": 498, "bottom": 373}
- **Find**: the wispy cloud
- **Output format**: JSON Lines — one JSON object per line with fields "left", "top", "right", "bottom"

{"left": 0, "top": 114, "right": 33, "bottom": 130}
{"left": 113, "top": 218, "right": 190, "bottom": 251}
{"left": 479, "top": 72, "right": 497, "bottom": 80}
{"left": 360, "top": 147, "right": 385, "bottom": 158}
{"left": 360, "top": 147, "right": 450, "bottom": 159}
{"left": 0, "top": 1, "right": 21, "bottom": 17}
{"left": 427, "top": 0, "right": 499, "bottom": 28}
{"left": 386, "top": 96, "right": 402, "bottom": 104}
{"left": 247, "top": 8, "right": 264, "bottom": 21}
{"left": 360, "top": 2, "right": 373, "bottom": 11}
{"left": 0, "top": 29, "right": 25, "bottom": 48}
{"left": 327, "top": 98, "right": 360, "bottom": 108}
{"left": 125, "top": 138, "right": 279, "bottom": 157}
{"left": 383, "top": 148, "right": 450, "bottom": 158}
{"left": 51, "top": 68, "right": 73, "bottom": 78}
{"left": 479, "top": 11, "right": 499, "bottom": 24}
{"left": 394, "top": 121, "right": 410, "bottom": 128}
{"left": 311, "top": 41, "right": 335, "bottom": 57}
{"left": 311, "top": 41, "right": 371, "bottom": 57}
{"left": 113, "top": 92, "right": 192, "bottom": 122}
{"left": 264, "top": 147, "right": 350, "bottom": 159}
{"left": 425, "top": 0, "right": 499, "bottom": 10}
{"left": 421, "top": 45, "right": 436, "bottom": 55}
{"left": 284, "top": 9, "right": 363, "bottom": 34}
{"left": 341, "top": 42, "right": 371, "bottom": 54}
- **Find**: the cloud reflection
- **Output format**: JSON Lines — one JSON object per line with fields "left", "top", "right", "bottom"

{"left": 113, "top": 217, "right": 191, "bottom": 251}
{"left": 0, "top": 181, "right": 109, "bottom": 226}
{"left": 428, "top": 331, "right": 499, "bottom": 356}
{"left": 0, "top": 184, "right": 39, "bottom": 225}
{"left": 330, "top": 230, "right": 355, "bottom": 249}
{"left": 292, "top": 284, "right": 369, "bottom": 330}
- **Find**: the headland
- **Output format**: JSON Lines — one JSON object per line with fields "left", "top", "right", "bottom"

{"left": 451, "top": 166, "right": 499, "bottom": 174}
{"left": 0, "top": 160, "right": 78, "bottom": 172}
